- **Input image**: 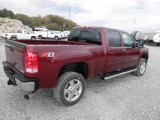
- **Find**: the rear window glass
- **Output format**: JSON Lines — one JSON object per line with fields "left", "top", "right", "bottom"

{"left": 68, "top": 29, "right": 101, "bottom": 45}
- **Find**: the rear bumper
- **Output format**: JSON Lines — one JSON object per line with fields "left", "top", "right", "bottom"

{"left": 2, "top": 61, "right": 39, "bottom": 92}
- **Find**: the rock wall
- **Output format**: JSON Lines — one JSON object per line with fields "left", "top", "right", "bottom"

{"left": 0, "top": 17, "right": 32, "bottom": 33}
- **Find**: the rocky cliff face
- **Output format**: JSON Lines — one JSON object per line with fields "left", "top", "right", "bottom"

{"left": 0, "top": 17, "right": 32, "bottom": 33}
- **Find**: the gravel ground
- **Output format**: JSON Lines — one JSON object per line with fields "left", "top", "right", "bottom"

{"left": 0, "top": 39, "right": 160, "bottom": 120}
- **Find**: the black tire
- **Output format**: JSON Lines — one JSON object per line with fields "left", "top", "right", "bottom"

{"left": 157, "top": 43, "right": 160, "bottom": 46}
{"left": 31, "top": 36, "right": 36, "bottom": 40}
{"left": 38, "top": 35, "right": 42, "bottom": 39}
{"left": 133, "top": 58, "right": 147, "bottom": 76}
{"left": 54, "top": 36, "right": 59, "bottom": 40}
{"left": 10, "top": 37, "right": 17, "bottom": 41}
{"left": 54, "top": 72, "right": 85, "bottom": 106}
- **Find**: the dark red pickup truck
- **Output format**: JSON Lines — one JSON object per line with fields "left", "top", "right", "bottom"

{"left": 2, "top": 26, "right": 148, "bottom": 106}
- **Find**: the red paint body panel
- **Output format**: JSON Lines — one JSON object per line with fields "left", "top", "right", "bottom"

{"left": 4, "top": 26, "right": 148, "bottom": 89}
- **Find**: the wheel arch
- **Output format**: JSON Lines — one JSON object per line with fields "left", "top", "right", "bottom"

{"left": 31, "top": 36, "right": 36, "bottom": 40}
{"left": 141, "top": 54, "right": 148, "bottom": 62}
{"left": 54, "top": 36, "right": 59, "bottom": 40}
{"left": 58, "top": 62, "right": 89, "bottom": 80}
{"left": 10, "top": 35, "right": 17, "bottom": 39}
{"left": 10, "top": 35, "right": 18, "bottom": 40}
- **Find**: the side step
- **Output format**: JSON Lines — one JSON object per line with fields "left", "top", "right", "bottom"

{"left": 103, "top": 69, "right": 137, "bottom": 80}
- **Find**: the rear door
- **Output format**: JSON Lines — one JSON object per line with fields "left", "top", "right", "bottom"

{"left": 47, "top": 31, "right": 53, "bottom": 38}
{"left": 121, "top": 32, "right": 140, "bottom": 69}
{"left": 104, "top": 30, "right": 124, "bottom": 73}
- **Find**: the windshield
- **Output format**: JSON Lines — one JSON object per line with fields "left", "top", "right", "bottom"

{"left": 68, "top": 29, "right": 101, "bottom": 45}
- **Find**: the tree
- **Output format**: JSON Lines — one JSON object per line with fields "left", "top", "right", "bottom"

{"left": 46, "top": 23, "right": 59, "bottom": 30}
{"left": 14, "top": 14, "right": 33, "bottom": 27}
{"left": 0, "top": 8, "right": 77, "bottom": 30}
{"left": 0, "top": 8, "right": 14, "bottom": 18}
{"left": 32, "top": 15, "right": 42, "bottom": 27}
{"left": 42, "top": 14, "right": 77, "bottom": 30}
{"left": 42, "top": 15, "right": 52, "bottom": 24}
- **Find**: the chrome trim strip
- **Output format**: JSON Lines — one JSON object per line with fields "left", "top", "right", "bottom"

{"left": 104, "top": 69, "right": 137, "bottom": 80}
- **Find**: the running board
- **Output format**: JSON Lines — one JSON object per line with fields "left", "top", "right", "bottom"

{"left": 104, "top": 69, "right": 137, "bottom": 80}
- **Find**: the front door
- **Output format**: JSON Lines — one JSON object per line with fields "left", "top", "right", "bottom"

{"left": 121, "top": 32, "right": 140, "bottom": 69}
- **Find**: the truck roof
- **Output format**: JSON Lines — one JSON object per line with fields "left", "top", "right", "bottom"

{"left": 73, "top": 26, "right": 125, "bottom": 32}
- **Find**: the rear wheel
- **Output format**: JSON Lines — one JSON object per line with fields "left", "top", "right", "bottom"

{"left": 157, "top": 43, "right": 160, "bottom": 46}
{"left": 54, "top": 72, "right": 85, "bottom": 106}
{"left": 54, "top": 36, "right": 59, "bottom": 40}
{"left": 133, "top": 58, "right": 147, "bottom": 76}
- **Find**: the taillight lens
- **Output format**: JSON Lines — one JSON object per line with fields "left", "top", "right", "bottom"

{"left": 25, "top": 51, "right": 38, "bottom": 73}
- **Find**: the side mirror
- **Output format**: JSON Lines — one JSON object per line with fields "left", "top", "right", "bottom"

{"left": 139, "top": 39, "right": 145, "bottom": 47}
{"left": 136, "top": 39, "right": 145, "bottom": 48}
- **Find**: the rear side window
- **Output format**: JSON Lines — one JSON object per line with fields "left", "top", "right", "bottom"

{"left": 107, "top": 30, "right": 121, "bottom": 47}
{"left": 69, "top": 29, "right": 81, "bottom": 38}
{"left": 68, "top": 29, "right": 101, "bottom": 45}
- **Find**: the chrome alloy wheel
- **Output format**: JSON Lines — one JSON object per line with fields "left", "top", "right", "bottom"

{"left": 64, "top": 79, "right": 82, "bottom": 102}
{"left": 140, "top": 62, "right": 146, "bottom": 74}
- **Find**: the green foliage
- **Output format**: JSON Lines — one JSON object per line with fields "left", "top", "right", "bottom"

{"left": 46, "top": 23, "right": 59, "bottom": 30}
{"left": 14, "top": 14, "right": 33, "bottom": 27}
{"left": 0, "top": 8, "right": 14, "bottom": 18}
{"left": 32, "top": 15, "right": 42, "bottom": 27}
{"left": 0, "top": 8, "right": 77, "bottom": 30}
{"left": 42, "top": 15, "right": 77, "bottom": 30}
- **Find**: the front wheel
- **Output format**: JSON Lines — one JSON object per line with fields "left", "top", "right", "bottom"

{"left": 38, "top": 35, "right": 42, "bottom": 39}
{"left": 54, "top": 72, "right": 85, "bottom": 106}
{"left": 133, "top": 58, "right": 147, "bottom": 76}
{"left": 31, "top": 36, "right": 36, "bottom": 40}
{"left": 10, "top": 37, "right": 17, "bottom": 41}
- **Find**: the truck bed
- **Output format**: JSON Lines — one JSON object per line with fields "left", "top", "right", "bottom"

{"left": 5, "top": 40, "right": 104, "bottom": 80}
{"left": 16, "top": 40, "right": 95, "bottom": 46}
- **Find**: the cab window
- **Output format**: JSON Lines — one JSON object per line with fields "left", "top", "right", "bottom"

{"left": 107, "top": 30, "right": 121, "bottom": 47}
{"left": 68, "top": 29, "right": 101, "bottom": 45}
{"left": 122, "top": 33, "right": 135, "bottom": 47}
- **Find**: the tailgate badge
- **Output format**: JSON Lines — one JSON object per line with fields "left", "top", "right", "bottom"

{"left": 40, "top": 52, "right": 55, "bottom": 58}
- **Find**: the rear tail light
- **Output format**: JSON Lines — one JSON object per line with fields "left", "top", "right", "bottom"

{"left": 24, "top": 51, "right": 38, "bottom": 73}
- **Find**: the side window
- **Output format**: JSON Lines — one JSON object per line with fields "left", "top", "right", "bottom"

{"left": 80, "top": 30, "right": 101, "bottom": 44}
{"left": 24, "top": 31, "right": 28, "bottom": 34}
{"left": 107, "top": 30, "right": 121, "bottom": 47}
{"left": 69, "top": 29, "right": 80, "bottom": 38}
{"left": 68, "top": 29, "right": 101, "bottom": 45}
{"left": 17, "top": 30, "right": 22, "bottom": 33}
{"left": 122, "top": 33, "right": 135, "bottom": 47}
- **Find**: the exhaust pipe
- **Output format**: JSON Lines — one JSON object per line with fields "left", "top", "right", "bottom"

{"left": 24, "top": 95, "right": 30, "bottom": 100}
{"left": 24, "top": 91, "right": 35, "bottom": 100}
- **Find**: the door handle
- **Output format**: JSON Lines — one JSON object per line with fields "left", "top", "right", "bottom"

{"left": 122, "top": 49, "right": 127, "bottom": 52}
{"left": 109, "top": 51, "right": 114, "bottom": 54}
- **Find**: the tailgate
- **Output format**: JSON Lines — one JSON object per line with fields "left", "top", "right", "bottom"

{"left": 5, "top": 40, "right": 26, "bottom": 74}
